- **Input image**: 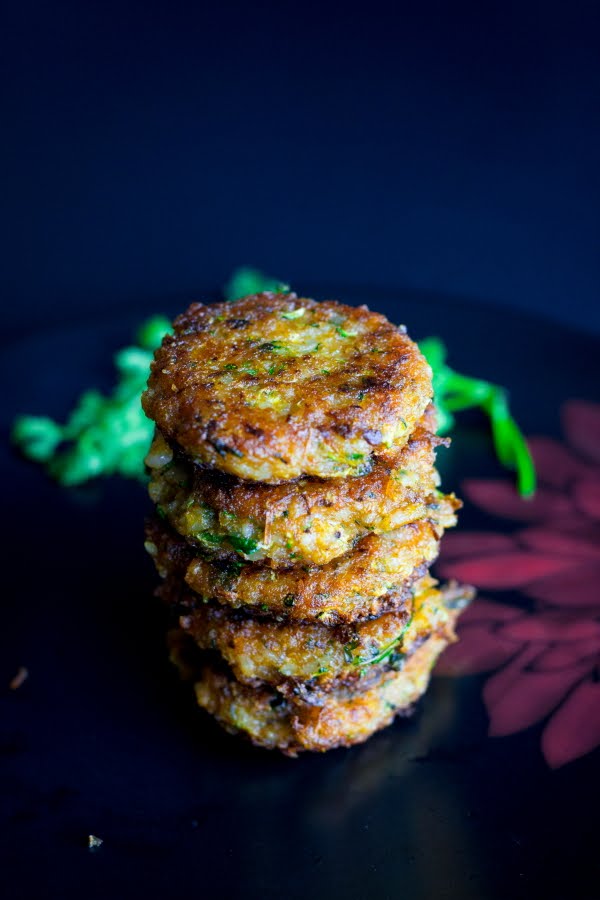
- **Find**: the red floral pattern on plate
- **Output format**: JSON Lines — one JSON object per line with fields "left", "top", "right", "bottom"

{"left": 436, "top": 400, "right": 600, "bottom": 768}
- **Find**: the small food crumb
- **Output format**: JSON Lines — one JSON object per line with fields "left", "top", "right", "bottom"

{"left": 88, "top": 835, "right": 103, "bottom": 851}
{"left": 9, "top": 666, "right": 28, "bottom": 690}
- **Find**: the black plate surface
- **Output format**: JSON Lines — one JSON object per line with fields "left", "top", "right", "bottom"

{"left": 1, "top": 286, "right": 598, "bottom": 900}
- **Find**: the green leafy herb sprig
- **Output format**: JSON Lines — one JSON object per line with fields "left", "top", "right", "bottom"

{"left": 11, "top": 316, "right": 171, "bottom": 486}
{"left": 11, "top": 269, "right": 536, "bottom": 495}
{"left": 344, "top": 624, "right": 410, "bottom": 670}
{"left": 418, "top": 337, "right": 536, "bottom": 497}
{"left": 224, "top": 267, "right": 290, "bottom": 301}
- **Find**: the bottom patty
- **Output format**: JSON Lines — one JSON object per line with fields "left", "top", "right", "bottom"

{"left": 169, "top": 583, "right": 471, "bottom": 755}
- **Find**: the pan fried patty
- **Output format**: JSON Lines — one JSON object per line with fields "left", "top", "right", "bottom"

{"left": 146, "top": 406, "right": 448, "bottom": 567}
{"left": 171, "top": 606, "right": 462, "bottom": 755}
{"left": 145, "top": 497, "right": 458, "bottom": 624}
{"left": 174, "top": 578, "right": 472, "bottom": 697}
{"left": 142, "top": 293, "right": 433, "bottom": 482}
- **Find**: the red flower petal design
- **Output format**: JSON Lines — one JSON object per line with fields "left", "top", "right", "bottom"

{"left": 482, "top": 645, "right": 540, "bottom": 709}
{"left": 462, "top": 479, "right": 575, "bottom": 522}
{"left": 518, "top": 526, "right": 600, "bottom": 561}
{"left": 573, "top": 477, "right": 600, "bottom": 521}
{"left": 435, "top": 623, "right": 520, "bottom": 676}
{"left": 444, "top": 399, "right": 600, "bottom": 767}
{"left": 439, "top": 532, "right": 516, "bottom": 560}
{"left": 532, "top": 641, "right": 600, "bottom": 671}
{"left": 499, "top": 612, "right": 600, "bottom": 642}
{"left": 485, "top": 655, "right": 591, "bottom": 737}
{"left": 528, "top": 436, "right": 594, "bottom": 488}
{"left": 563, "top": 400, "right": 600, "bottom": 465}
{"left": 438, "top": 551, "right": 582, "bottom": 589}
{"left": 525, "top": 561, "right": 600, "bottom": 609}
{"left": 454, "top": 596, "right": 522, "bottom": 625}
{"left": 541, "top": 678, "right": 600, "bottom": 768}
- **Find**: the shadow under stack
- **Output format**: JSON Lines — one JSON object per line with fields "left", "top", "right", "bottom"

{"left": 142, "top": 292, "right": 473, "bottom": 755}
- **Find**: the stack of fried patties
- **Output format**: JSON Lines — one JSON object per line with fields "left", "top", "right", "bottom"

{"left": 142, "top": 292, "right": 472, "bottom": 755}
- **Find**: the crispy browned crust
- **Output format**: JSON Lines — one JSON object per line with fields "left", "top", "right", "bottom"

{"left": 171, "top": 578, "right": 473, "bottom": 700}
{"left": 146, "top": 406, "right": 451, "bottom": 567}
{"left": 171, "top": 594, "right": 467, "bottom": 755}
{"left": 145, "top": 496, "right": 458, "bottom": 624}
{"left": 168, "top": 577, "right": 419, "bottom": 689}
{"left": 142, "top": 293, "right": 433, "bottom": 482}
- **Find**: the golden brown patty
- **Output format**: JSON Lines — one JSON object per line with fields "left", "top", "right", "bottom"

{"left": 171, "top": 605, "right": 462, "bottom": 755}
{"left": 145, "top": 497, "right": 458, "bottom": 624}
{"left": 146, "top": 406, "right": 449, "bottom": 568}
{"left": 173, "top": 578, "right": 472, "bottom": 698}
{"left": 142, "top": 293, "right": 433, "bottom": 482}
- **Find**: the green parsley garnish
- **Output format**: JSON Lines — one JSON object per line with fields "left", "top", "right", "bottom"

{"left": 346, "top": 619, "right": 412, "bottom": 668}
{"left": 419, "top": 337, "right": 536, "bottom": 497}
{"left": 11, "top": 315, "right": 172, "bottom": 485}
{"left": 336, "top": 326, "right": 358, "bottom": 338}
{"left": 280, "top": 308, "right": 305, "bottom": 320}
{"left": 199, "top": 532, "right": 225, "bottom": 546}
{"left": 343, "top": 639, "right": 361, "bottom": 664}
{"left": 312, "top": 666, "right": 329, "bottom": 677}
{"left": 228, "top": 534, "right": 259, "bottom": 556}
{"left": 224, "top": 267, "right": 289, "bottom": 300}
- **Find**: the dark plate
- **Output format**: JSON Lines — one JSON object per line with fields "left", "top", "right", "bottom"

{"left": 1, "top": 286, "right": 598, "bottom": 900}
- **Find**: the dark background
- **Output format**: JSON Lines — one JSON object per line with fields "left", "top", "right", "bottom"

{"left": 2, "top": 0, "right": 599, "bottom": 340}
{"left": 2, "top": 6, "right": 600, "bottom": 895}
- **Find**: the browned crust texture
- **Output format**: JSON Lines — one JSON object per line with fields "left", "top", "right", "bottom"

{"left": 146, "top": 405, "right": 451, "bottom": 567}
{"left": 170, "top": 592, "right": 468, "bottom": 755}
{"left": 142, "top": 293, "right": 433, "bottom": 481}
{"left": 145, "top": 496, "right": 458, "bottom": 624}
{"left": 171, "top": 577, "right": 473, "bottom": 699}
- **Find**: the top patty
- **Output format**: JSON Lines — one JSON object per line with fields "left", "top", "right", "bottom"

{"left": 142, "top": 293, "right": 433, "bottom": 482}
